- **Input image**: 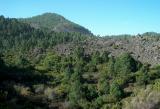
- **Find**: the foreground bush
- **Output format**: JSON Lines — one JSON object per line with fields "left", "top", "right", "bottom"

{"left": 124, "top": 86, "right": 160, "bottom": 109}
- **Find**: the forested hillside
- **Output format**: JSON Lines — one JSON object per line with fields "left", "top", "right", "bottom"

{"left": 1, "top": 15, "right": 160, "bottom": 109}
{"left": 19, "top": 13, "right": 92, "bottom": 35}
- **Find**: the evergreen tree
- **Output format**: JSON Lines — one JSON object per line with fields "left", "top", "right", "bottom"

{"left": 68, "top": 64, "right": 84, "bottom": 108}
{"left": 97, "top": 76, "right": 110, "bottom": 95}
{"left": 107, "top": 56, "right": 115, "bottom": 77}
{"left": 63, "top": 63, "right": 73, "bottom": 84}
{"left": 91, "top": 51, "right": 101, "bottom": 65}
{"left": 100, "top": 51, "right": 109, "bottom": 63}
{"left": 74, "top": 46, "right": 85, "bottom": 60}
{"left": 109, "top": 83, "right": 123, "bottom": 100}
{"left": 136, "top": 64, "right": 150, "bottom": 85}
{"left": 114, "top": 53, "right": 138, "bottom": 77}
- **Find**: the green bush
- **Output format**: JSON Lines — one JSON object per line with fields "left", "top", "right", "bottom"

{"left": 136, "top": 64, "right": 150, "bottom": 85}
{"left": 114, "top": 53, "right": 139, "bottom": 77}
{"left": 97, "top": 78, "right": 110, "bottom": 95}
{"left": 153, "top": 79, "right": 160, "bottom": 91}
{"left": 83, "top": 84, "right": 98, "bottom": 101}
{"left": 109, "top": 83, "right": 123, "bottom": 101}
{"left": 39, "top": 52, "right": 61, "bottom": 71}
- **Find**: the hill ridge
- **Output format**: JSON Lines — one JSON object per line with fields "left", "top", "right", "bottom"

{"left": 19, "top": 12, "right": 92, "bottom": 35}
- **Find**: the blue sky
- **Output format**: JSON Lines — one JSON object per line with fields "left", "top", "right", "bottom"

{"left": 0, "top": 0, "right": 160, "bottom": 36}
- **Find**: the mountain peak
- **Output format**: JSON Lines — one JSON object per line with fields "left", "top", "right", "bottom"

{"left": 19, "top": 13, "right": 92, "bottom": 35}
{"left": 41, "top": 12, "right": 62, "bottom": 16}
{"left": 37, "top": 12, "right": 66, "bottom": 20}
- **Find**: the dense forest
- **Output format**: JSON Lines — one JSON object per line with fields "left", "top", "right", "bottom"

{"left": 1, "top": 14, "right": 160, "bottom": 109}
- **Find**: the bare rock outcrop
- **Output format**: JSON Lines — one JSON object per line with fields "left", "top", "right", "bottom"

{"left": 54, "top": 36, "right": 160, "bottom": 66}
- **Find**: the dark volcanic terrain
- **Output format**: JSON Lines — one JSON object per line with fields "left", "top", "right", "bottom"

{"left": 54, "top": 35, "right": 160, "bottom": 66}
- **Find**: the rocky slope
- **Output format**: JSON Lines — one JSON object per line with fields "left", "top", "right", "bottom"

{"left": 54, "top": 35, "right": 160, "bottom": 66}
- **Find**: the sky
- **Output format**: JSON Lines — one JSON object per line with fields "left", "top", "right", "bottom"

{"left": 0, "top": 0, "right": 160, "bottom": 36}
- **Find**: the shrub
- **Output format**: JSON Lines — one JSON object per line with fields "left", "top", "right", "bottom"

{"left": 40, "top": 52, "right": 61, "bottom": 71}
{"left": 0, "top": 90, "right": 8, "bottom": 101}
{"left": 136, "top": 71, "right": 149, "bottom": 86}
{"left": 83, "top": 84, "right": 98, "bottom": 101}
{"left": 113, "top": 77, "right": 129, "bottom": 87}
{"left": 33, "top": 84, "right": 45, "bottom": 94}
{"left": 124, "top": 87, "right": 160, "bottom": 109}
{"left": 54, "top": 84, "right": 69, "bottom": 97}
{"left": 94, "top": 96, "right": 104, "bottom": 108}
{"left": 102, "top": 94, "right": 118, "bottom": 103}
{"left": 44, "top": 87, "right": 56, "bottom": 100}
{"left": 149, "top": 65, "right": 160, "bottom": 80}
{"left": 109, "top": 83, "right": 123, "bottom": 101}
{"left": 13, "top": 84, "right": 31, "bottom": 96}
{"left": 153, "top": 79, "right": 160, "bottom": 91}
{"left": 100, "top": 51, "right": 109, "bottom": 63}
{"left": 97, "top": 78, "right": 110, "bottom": 95}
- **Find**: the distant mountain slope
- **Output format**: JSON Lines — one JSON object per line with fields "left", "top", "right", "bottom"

{"left": 19, "top": 13, "right": 92, "bottom": 35}
{"left": 0, "top": 15, "right": 91, "bottom": 54}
